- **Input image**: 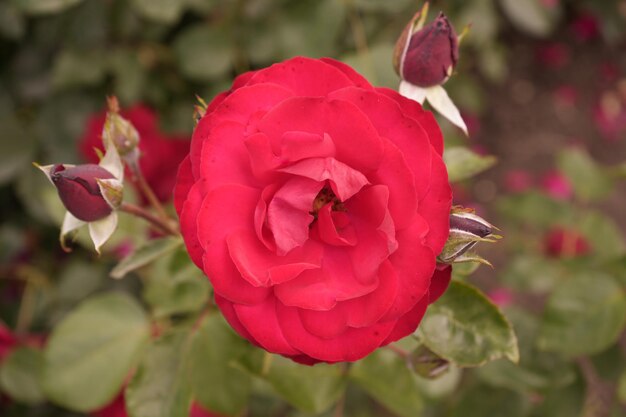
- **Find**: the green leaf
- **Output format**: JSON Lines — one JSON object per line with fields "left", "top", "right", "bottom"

{"left": 417, "top": 281, "right": 519, "bottom": 366}
{"left": 444, "top": 147, "right": 497, "bottom": 182}
{"left": 126, "top": 330, "right": 193, "bottom": 417}
{"left": 42, "top": 292, "right": 150, "bottom": 411}
{"left": 538, "top": 272, "right": 626, "bottom": 356}
{"left": 342, "top": 43, "right": 399, "bottom": 88}
{"left": 0, "top": 347, "right": 45, "bottom": 404}
{"left": 13, "top": 0, "right": 84, "bottom": 15}
{"left": 496, "top": 191, "right": 571, "bottom": 229}
{"left": 557, "top": 148, "right": 613, "bottom": 202}
{"left": 111, "top": 237, "right": 182, "bottom": 279}
{"left": 618, "top": 370, "right": 626, "bottom": 405}
{"left": 263, "top": 356, "right": 346, "bottom": 414}
{"left": 173, "top": 25, "right": 232, "bottom": 81}
{"left": 131, "top": 0, "right": 184, "bottom": 24}
{"left": 498, "top": 0, "right": 561, "bottom": 38}
{"left": 189, "top": 314, "right": 252, "bottom": 416}
{"left": 0, "top": 116, "right": 34, "bottom": 186}
{"left": 52, "top": 49, "right": 107, "bottom": 90}
{"left": 143, "top": 251, "right": 210, "bottom": 318}
{"left": 449, "top": 384, "right": 531, "bottom": 417}
{"left": 350, "top": 349, "right": 422, "bottom": 417}
{"left": 577, "top": 210, "right": 626, "bottom": 259}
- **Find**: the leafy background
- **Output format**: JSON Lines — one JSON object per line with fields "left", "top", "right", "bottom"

{"left": 1, "top": 0, "right": 626, "bottom": 417}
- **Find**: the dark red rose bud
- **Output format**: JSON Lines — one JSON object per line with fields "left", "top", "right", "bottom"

{"left": 50, "top": 164, "right": 116, "bottom": 222}
{"left": 397, "top": 12, "right": 459, "bottom": 88}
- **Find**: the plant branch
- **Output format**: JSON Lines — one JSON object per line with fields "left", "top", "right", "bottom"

{"left": 120, "top": 202, "right": 179, "bottom": 236}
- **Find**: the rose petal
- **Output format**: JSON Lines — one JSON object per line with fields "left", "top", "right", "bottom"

{"left": 381, "top": 293, "right": 429, "bottom": 345}
{"left": 197, "top": 184, "right": 271, "bottom": 304}
{"left": 179, "top": 179, "right": 207, "bottom": 268}
{"left": 259, "top": 97, "right": 383, "bottom": 172}
{"left": 227, "top": 230, "right": 323, "bottom": 286}
{"left": 174, "top": 156, "right": 193, "bottom": 215}
{"left": 276, "top": 302, "right": 396, "bottom": 362}
{"left": 428, "top": 264, "right": 452, "bottom": 304}
{"left": 320, "top": 58, "right": 374, "bottom": 90}
{"left": 418, "top": 152, "right": 452, "bottom": 254}
{"left": 246, "top": 56, "right": 356, "bottom": 96}
{"left": 314, "top": 203, "right": 357, "bottom": 247}
{"left": 232, "top": 296, "right": 301, "bottom": 356}
{"left": 267, "top": 177, "right": 323, "bottom": 255}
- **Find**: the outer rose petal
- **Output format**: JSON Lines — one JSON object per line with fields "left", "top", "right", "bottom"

{"left": 377, "top": 87, "right": 444, "bottom": 155}
{"left": 418, "top": 152, "right": 452, "bottom": 255}
{"left": 174, "top": 156, "right": 193, "bottom": 216}
{"left": 381, "top": 293, "right": 429, "bottom": 345}
{"left": 428, "top": 264, "right": 452, "bottom": 304}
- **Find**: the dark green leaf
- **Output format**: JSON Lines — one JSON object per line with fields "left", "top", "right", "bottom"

{"left": 557, "top": 148, "right": 613, "bottom": 202}
{"left": 189, "top": 314, "right": 252, "bottom": 416}
{"left": 444, "top": 146, "right": 497, "bottom": 182}
{"left": 126, "top": 330, "right": 193, "bottom": 417}
{"left": 0, "top": 347, "right": 45, "bottom": 404}
{"left": 449, "top": 384, "right": 531, "bottom": 417}
{"left": 42, "top": 293, "right": 150, "bottom": 411}
{"left": 173, "top": 25, "right": 232, "bottom": 81}
{"left": 52, "top": 49, "right": 107, "bottom": 89}
{"left": 110, "top": 237, "right": 182, "bottom": 279}
{"left": 350, "top": 349, "right": 422, "bottom": 417}
{"left": 538, "top": 272, "right": 626, "bottom": 356}
{"left": 417, "top": 281, "right": 519, "bottom": 366}
{"left": 496, "top": 191, "right": 571, "bottom": 229}
{"left": 143, "top": 251, "right": 210, "bottom": 318}
{"left": 264, "top": 356, "right": 346, "bottom": 413}
{"left": 0, "top": 116, "right": 34, "bottom": 186}
{"left": 578, "top": 210, "right": 626, "bottom": 259}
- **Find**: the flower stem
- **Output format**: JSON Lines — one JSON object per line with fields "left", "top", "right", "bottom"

{"left": 131, "top": 164, "right": 171, "bottom": 222}
{"left": 387, "top": 344, "right": 409, "bottom": 358}
{"left": 120, "top": 202, "right": 179, "bottom": 236}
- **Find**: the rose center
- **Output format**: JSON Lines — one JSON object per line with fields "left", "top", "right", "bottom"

{"left": 310, "top": 186, "right": 345, "bottom": 220}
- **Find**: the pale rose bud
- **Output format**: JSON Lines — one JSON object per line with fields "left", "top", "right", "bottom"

{"left": 102, "top": 96, "right": 140, "bottom": 161}
{"left": 394, "top": 10, "right": 459, "bottom": 88}
{"left": 48, "top": 164, "right": 116, "bottom": 222}
{"left": 438, "top": 210, "right": 499, "bottom": 264}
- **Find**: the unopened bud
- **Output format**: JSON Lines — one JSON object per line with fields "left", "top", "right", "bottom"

{"left": 438, "top": 209, "right": 500, "bottom": 264}
{"left": 36, "top": 163, "right": 117, "bottom": 222}
{"left": 394, "top": 8, "right": 459, "bottom": 88}
{"left": 103, "top": 96, "right": 140, "bottom": 161}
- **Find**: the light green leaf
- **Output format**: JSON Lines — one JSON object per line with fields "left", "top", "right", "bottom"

{"left": 126, "top": 330, "right": 193, "bottom": 417}
{"left": 132, "top": 0, "right": 184, "bottom": 24}
{"left": 444, "top": 146, "right": 497, "bottom": 182}
{"left": 496, "top": 191, "right": 572, "bottom": 229}
{"left": 42, "top": 293, "right": 150, "bottom": 411}
{"left": 538, "top": 273, "right": 626, "bottom": 356}
{"left": 417, "top": 280, "right": 519, "bottom": 366}
{"left": 111, "top": 237, "right": 182, "bottom": 279}
{"left": 499, "top": 0, "right": 560, "bottom": 37}
{"left": 143, "top": 252, "right": 210, "bottom": 318}
{"left": 557, "top": 147, "right": 613, "bottom": 202}
{"left": 264, "top": 356, "right": 346, "bottom": 414}
{"left": 13, "top": 0, "right": 84, "bottom": 15}
{"left": 577, "top": 210, "right": 626, "bottom": 259}
{"left": 350, "top": 349, "right": 422, "bottom": 417}
{"left": 189, "top": 315, "right": 252, "bottom": 416}
{"left": 0, "top": 347, "right": 45, "bottom": 404}
{"left": 343, "top": 43, "right": 399, "bottom": 89}
{"left": 173, "top": 25, "right": 232, "bottom": 81}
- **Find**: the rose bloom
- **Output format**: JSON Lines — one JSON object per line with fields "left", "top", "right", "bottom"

{"left": 80, "top": 105, "right": 189, "bottom": 203}
{"left": 175, "top": 57, "right": 452, "bottom": 364}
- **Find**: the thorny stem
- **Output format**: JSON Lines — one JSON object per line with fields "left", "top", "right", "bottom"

{"left": 120, "top": 202, "right": 179, "bottom": 236}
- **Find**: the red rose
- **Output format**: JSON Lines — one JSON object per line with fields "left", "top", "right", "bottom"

{"left": 80, "top": 105, "right": 190, "bottom": 203}
{"left": 175, "top": 57, "right": 452, "bottom": 364}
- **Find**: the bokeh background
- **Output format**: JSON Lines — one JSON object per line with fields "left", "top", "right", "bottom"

{"left": 1, "top": 0, "right": 626, "bottom": 416}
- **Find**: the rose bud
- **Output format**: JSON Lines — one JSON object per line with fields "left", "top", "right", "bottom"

{"left": 438, "top": 209, "right": 500, "bottom": 264}
{"left": 45, "top": 164, "right": 117, "bottom": 222}
{"left": 394, "top": 8, "right": 459, "bottom": 88}
{"left": 103, "top": 96, "right": 140, "bottom": 164}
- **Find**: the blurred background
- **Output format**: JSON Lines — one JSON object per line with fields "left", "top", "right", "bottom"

{"left": 1, "top": 0, "right": 626, "bottom": 416}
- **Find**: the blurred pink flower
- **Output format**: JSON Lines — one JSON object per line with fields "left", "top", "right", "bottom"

{"left": 540, "top": 171, "right": 572, "bottom": 200}
{"left": 544, "top": 228, "right": 590, "bottom": 257}
{"left": 552, "top": 85, "right": 579, "bottom": 107}
{"left": 570, "top": 12, "right": 600, "bottom": 42}
{"left": 535, "top": 43, "right": 570, "bottom": 70}
{"left": 487, "top": 288, "right": 514, "bottom": 308}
